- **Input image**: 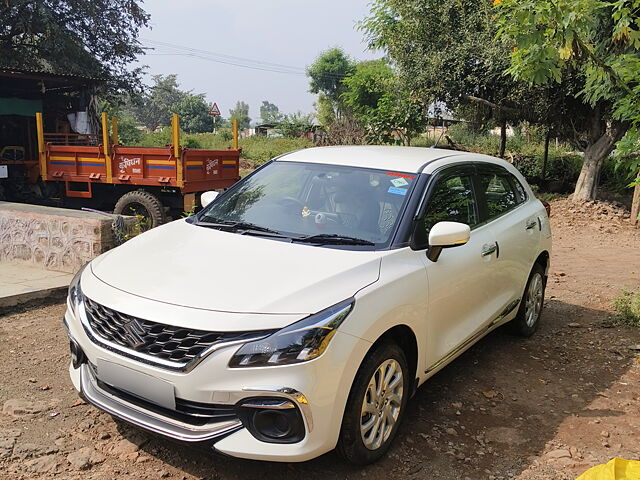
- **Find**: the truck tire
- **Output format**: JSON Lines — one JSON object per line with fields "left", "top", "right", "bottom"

{"left": 114, "top": 190, "right": 166, "bottom": 231}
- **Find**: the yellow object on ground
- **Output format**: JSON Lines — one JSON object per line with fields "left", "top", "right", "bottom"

{"left": 576, "top": 458, "right": 640, "bottom": 480}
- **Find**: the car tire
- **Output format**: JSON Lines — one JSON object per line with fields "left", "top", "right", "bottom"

{"left": 336, "top": 341, "right": 409, "bottom": 465}
{"left": 114, "top": 190, "right": 166, "bottom": 231}
{"left": 511, "top": 263, "right": 546, "bottom": 337}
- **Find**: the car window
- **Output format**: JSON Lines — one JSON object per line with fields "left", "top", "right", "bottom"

{"left": 200, "top": 162, "right": 417, "bottom": 246}
{"left": 478, "top": 172, "right": 521, "bottom": 220}
{"left": 414, "top": 173, "right": 478, "bottom": 246}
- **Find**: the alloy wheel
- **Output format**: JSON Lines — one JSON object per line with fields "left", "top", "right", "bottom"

{"left": 525, "top": 272, "right": 544, "bottom": 327}
{"left": 360, "top": 358, "right": 404, "bottom": 450}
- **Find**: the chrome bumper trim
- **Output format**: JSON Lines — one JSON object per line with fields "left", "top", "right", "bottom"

{"left": 79, "top": 364, "right": 243, "bottom": 442}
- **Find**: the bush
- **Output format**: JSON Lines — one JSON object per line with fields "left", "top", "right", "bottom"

{"left": 613, "top": 290, "right": 640, "bottom": 327}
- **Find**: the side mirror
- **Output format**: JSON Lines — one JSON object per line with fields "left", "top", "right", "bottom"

{"left": 200, "top": 191, "right": 219, "bottom": 208}
{"left": 427, "top": 221, "right": 470, "bottom": 262}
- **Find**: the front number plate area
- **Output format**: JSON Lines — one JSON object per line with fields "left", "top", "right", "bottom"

{"left": 96, "top": 358, "right": 176, "bottom": 410}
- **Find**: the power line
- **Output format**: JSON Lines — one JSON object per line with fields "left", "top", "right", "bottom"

{"left": 140, "top": 38, "right": 351, "bottom": 80}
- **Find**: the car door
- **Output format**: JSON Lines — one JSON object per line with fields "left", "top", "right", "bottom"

{"left": 476, "top": 164, "right": 539, "bottom": 314}
{"left": 415, "top": 166, "right": 500, "bottom": 371}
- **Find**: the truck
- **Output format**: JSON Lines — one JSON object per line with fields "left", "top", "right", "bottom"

{"left": 0, "top": 113, "right": 241, "bottom": 228}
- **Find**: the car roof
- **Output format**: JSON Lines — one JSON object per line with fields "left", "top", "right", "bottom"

{"left": 276, "top": 145, "right": 508, "bottom": 174}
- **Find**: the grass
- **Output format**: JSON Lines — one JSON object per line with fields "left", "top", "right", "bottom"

{"left": 613, "top": 290, "right": 640, "bottom": 327}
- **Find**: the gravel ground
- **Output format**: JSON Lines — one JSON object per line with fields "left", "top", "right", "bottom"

{"left": 1, "top": 198, "right": 639, "bottom": 480}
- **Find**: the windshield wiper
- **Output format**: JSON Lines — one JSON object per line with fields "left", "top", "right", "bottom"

{"left": 292, "top": 233, "right": 375, "bottom": 246}
{"left": 194, "top": 219, "right": 287, "bottom": 237}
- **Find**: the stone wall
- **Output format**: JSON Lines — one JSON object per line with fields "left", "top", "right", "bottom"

{"left": 0, "top": 202, "right": 138, "bottom": 274}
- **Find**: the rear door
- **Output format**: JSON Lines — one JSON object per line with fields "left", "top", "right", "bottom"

{"left": 475, "top": 164, "right": 539, "bottom": 313}
{"left": 416, "top": 166, "right": 500, "bottom": 369}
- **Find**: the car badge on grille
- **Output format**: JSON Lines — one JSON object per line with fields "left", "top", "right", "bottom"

{"left": 122, "top": 319, "right": 147, "bottom": 349}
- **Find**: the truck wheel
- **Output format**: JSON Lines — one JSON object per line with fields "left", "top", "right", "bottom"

{"left": 114, "top": 190, "right": 166, "bottom": 231}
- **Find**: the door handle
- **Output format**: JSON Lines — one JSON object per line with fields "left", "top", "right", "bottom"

{"left": 481, "top": 242, "right": 498, "bottom": 257}
{"left": 525, "top": 219, "right": 538, "bottom": 230}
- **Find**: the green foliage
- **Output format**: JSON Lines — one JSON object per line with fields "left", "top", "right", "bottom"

{"left": 495, "top": 0, "right": 640, "bottom": 126}
{"left": 613, "top": 290, "right": 640, "bottom": 327}
{"left": 277, "top": 112, "right": 315, "bottom": 138}
{"left": 338, "top": 59, "right": 427, "bottom": 145}
{"left": 259, "top": 101, "right": 283, "bottom": 124}
{"left": 229, "top": 101, "right": 251, "bottom": 130}
{"left": 360, "top": 0, "right": 531, "bottom": 121}
{"left": 116, "top": 114, "right": 143, "bottom": 146}
{"left": 314, "top": 94, "right": 337, "bottom": 127}
{"left": 307, "top": 48, "right": 355, "bottom": 122}
{"left": 171, "top": 94, "right": 213, "bottom": 134}
{"left": 0, "top": 0, "right": 149, "bottom": 96}
{"left": 307, "top": 48, "right": 355, "bottom": 104}
{"left": 130, "top": 75, "right": 186, "bottom": 131}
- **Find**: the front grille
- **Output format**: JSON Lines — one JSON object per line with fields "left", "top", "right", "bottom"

{"left": 83, "top": 297, "right": 273, "bottom": 364}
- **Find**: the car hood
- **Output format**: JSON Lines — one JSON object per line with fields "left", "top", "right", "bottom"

{"left": 91, "top": 219, "right": 383, "bottom": 315}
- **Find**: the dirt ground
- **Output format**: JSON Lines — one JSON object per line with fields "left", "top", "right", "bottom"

{"left": 1, "top": 198, "right": 639, "bottom": 480}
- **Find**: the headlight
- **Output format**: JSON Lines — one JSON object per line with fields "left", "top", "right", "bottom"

{"left": 68, "top": 263, "right": 87, "bottom": 316}
{"left": 229, "top": 299, "right": 354, "bottom": 368}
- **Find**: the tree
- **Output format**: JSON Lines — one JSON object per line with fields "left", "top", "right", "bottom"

{"left": 130, "top": 75, "right": 186, "bottom": 131}
{"left": 172, "top": 94, "right": 213, "bottom": 134}
{"left": 307, "top": 48, "right": 355, "bottom": 120}
{"left": 259, "top": 101, "right": 283, "bottom": 124}
{"left": 277, "top": 112, "right": 315, "bottom": 138}
{"left": 229, "top": 101, "right": 251, "bottom": 130}
{"left": 361, "top": 0, "right": 533, "bottom": 155}
{"left": 495, "top": 0, "right": 639, "bottom": 201}
{"left": 0, "top": 0, "right": 149, "bottom": 95}
{"left": 341, "top": 59, "right": 427, "bottom": 145}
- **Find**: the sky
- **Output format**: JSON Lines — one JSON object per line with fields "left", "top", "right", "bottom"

{"left": 136, "top": 0, "right": 381, "bottom": 123}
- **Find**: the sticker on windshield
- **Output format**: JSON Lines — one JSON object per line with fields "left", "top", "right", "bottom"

{"left": 390, "top": 177, "right": 409, "bottom": 188}
{"left": 386, "top": 172, "right": 416, "bottom": 179}
{"left": 388, "top": 186, "right": 408, "bottom": 196}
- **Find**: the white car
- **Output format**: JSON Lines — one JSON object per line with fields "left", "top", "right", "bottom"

{"left": 64, "top": 146, "right": 551, "bottom": 465}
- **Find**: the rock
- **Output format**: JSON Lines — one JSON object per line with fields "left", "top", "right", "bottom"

{"left": 98, "top": 432, "right": 111, "bottom": 440}
{"left": 568, "top": 323, "right": 582, "bottom": 328}
{"left": 0, "top": 437, "right": 16, "bottom": 459}
{"left": 483, "top": 390, "right": 498, "bottom": 399}
{"left": 547, "top": 449, "right": 572, "bottom": 459}
{"left": 12, "top": 442, "right": 51, "bottom": 459}
{"left": 111, "top": 438, "right": 141, "bottom": 455}
{"left": 485, "top": 427, "right": 528, "bottom": 445}
{"left": 2, "top": 399, "right": 50, "bottom": 416}
{"left": 445, "top": 428, "right": 458, "bottom": 436}
{"left": 569, "top": 446, "right": 580, "bottom": 458}
{"left": 24, "top": 454, "right": 60, "bottom": 474}
{"left": 67, "top": 446, "right": 105, "bottom": 470}
{"left": 600, "top": 430, "right": 610, "bottom": 438}
{"left": 451, "top": 402, "right": 463, "bottom": 409}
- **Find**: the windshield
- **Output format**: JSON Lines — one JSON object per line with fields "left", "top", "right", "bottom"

{"left": 198, "top": 161, "right": 417, "bottom": 247}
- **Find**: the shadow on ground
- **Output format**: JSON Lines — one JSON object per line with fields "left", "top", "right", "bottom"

{"left": 114, "top": 298, "right": 640, "bottom": 480}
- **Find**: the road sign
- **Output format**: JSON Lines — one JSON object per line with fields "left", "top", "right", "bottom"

{"left": 209, "top": 103, "right": 221, "bottom": 116}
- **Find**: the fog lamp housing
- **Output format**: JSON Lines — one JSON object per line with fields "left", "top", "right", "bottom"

{"left": 69, "top": 339, "right": 86, "bottom": 370}
{"left": 236, "top": 397, "right": 305, "bottom": 444}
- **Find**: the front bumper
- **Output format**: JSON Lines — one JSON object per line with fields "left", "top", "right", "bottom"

{"left": 64, "top": 299, "right": 371, "bottom": 462}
